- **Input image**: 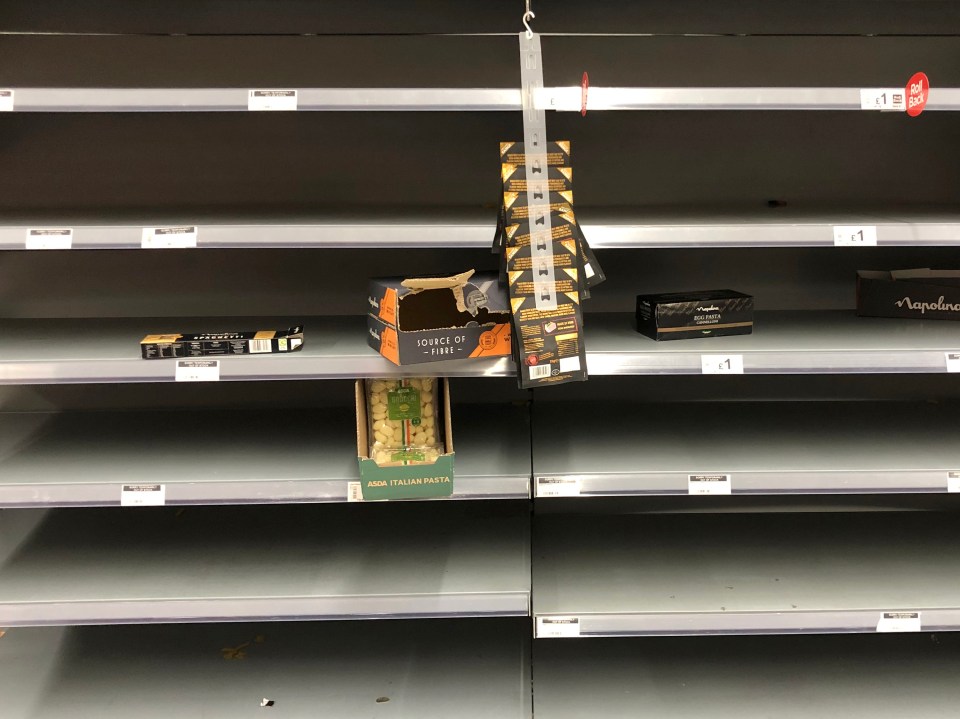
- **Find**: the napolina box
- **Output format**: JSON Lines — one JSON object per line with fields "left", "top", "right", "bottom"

{"left": 367, "top": 270, "right": 511, "bottom": 365}
{"left": 636, "top": 290, "right": 754, "bottom": 341}
{"left": 857, "top": 270, "right": 960, "bottom": 320}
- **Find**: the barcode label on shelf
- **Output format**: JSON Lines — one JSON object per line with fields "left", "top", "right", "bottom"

{"left": 536, "top": 616, "right": 581, "bottom": 638}
{"left": 536, "top": 477, "right": 581, "bottom": 497}
{"left": 688, "top": 474, "right": 732, "bottom": 495}
{"left": 120, "top": 484, "right": 166, "bottom": 507}
{"left": 25, "top": 228, "right": 72, "bottom": 250}
{"left": 948, "top": 472, "right": 960, "bottom": 493}
{"left": 347, "top": 482, "right": 365, "bottom": 502}
{"left": 877, "top": 611, "right": 921, "bottom": 633}
{"left": 141, "top": 226, "right": 197, "bottom": 248}
{"left": 248, "top": 90, "right": 298, "bottom": 111}
{"left": 529, "top": 364, "right": 552, "bottom": 381}
{"left": 0, "top": 90, "right": 13, "bottom": 112}
{"left": 860, "top": 88, "right": 906, "bottom": 112}
{"left": 701, "top": 355, "right": 744, "bottom": 375}
{"left": 945, "top": 353, "right": 960, "bottom": 373}
{"left": 175, "top": 360, "right": 220, "bottom": 382}
{"left": 833, "top": 225, "right": 878, "bottom": 246}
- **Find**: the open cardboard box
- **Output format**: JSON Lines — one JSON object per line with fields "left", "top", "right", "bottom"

{"left": 367, "top": 269, "right": 511, "bottom": 365}
{"left": 857, "top": 269, "right": 960, "bottom": 320}
{"left": 355, "top": 378, "right": 455, "bottom": 500}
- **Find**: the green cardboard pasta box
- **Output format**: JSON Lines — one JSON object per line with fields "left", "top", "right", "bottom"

{"left": 355, "top": 378, "right": 455, "bottom": 500}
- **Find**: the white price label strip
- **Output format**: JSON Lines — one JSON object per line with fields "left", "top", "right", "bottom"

{"left": 688, "top": 474, "right": 732, "bottom": 495}
{"left": 948, "top": 472, "right": 960, "bottom": 493}
{"left": 121, "top": 484, "right": 166, "bottom": 507}
{"left": 248, "top": 90, "right": 298, "bottom": 111}
{"left": 536, "top": 477, "right": 581, "bottom": 497}
{"left": 833, "top": 225, "right": 878, "bottom": 246}
{"left": 877, "top": 611, "right": 921, "bottom": 633}
{"left": 26, "top": 228, "right": 72, "bottom": 250}
{"left": 536, "top": 617, "right": 581, "bottom": 638}
{"left": 945, "top": 353, "right": 960, "bottom": 373}
{"left": 860, "top": 88, "right": 907, "bottom": 111}
{"left": 701, "top": 355, "right": 744, "bottom": 375}
{"left": 175, "top": 360, "right": 220, "bottom": 382}
{"left": 0, "top": 90, "right": 13, "bottom": 112}
{"left": 141, "top": 226, "right": 197, "bottom": 248}
{"left": 347, "top": 481, "right": 365, "bottom": 502}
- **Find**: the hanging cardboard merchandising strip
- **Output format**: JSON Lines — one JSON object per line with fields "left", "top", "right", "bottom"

{"left": 499, "top": 143, "right": 605, "bottom": 290}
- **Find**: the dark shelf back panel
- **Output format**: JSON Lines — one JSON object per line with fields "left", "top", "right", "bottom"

{"left": 4, "top": 0, "right": 960, "bottom": 35}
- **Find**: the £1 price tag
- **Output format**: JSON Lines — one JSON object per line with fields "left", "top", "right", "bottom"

{"left": 833, "top": 226, "right": 877, "bottom": 246}
{"left": 701, "top": 355, "right": 744, "bottom": 375}
{"left": 0, "top": 90, "right": 12, "bottom": 112}
{"left": 859, "top": 88, "right": 906, "bottom": 112}
{"left": 945, "top": 353, "right": 960, "bottom": 373}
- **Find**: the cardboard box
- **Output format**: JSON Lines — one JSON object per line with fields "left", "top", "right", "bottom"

{"left": 636, "top": 290, "right": 754, "bottom": 341}
{"left": 857, "top": 269, "right": 960, "bottom": 320}
{"left": 355, "top": 378, "right": 455, "bottom": 500}
{"left": 141, "top": 326, "right": 303, "bottom": 359}
{"left": 367, "top": 270, "right": 511, "bottom": 365}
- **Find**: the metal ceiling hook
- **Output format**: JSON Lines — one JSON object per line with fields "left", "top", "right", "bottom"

{"left": 522, "top": 0, "right": 535, "bottom": 38}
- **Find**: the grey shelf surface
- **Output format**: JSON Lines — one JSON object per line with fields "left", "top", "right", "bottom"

{"left": 0, "top": 406, "right": 530, "bottom": 507}
{"left": 5, "top": 207, "right": 960, "bottom": 249}
{"left": 1, "top": 618, "right": 531, "bottom": 719}
{"left": 533, "top": 511, "right": 960, "bottom": 637}
{"left": 534, "top": 632, "right": 960, "bottom": 718}
{"left": 586, "top": 310, "right": 960, "bottom": 375}
{"left": 533, "top": 401, "right": 960, "bottom": 497}
{"left": 2, "top": 311, "right": 959, "bottom": 384}
{"left": 4, "top": 86, "right": 960, "bottom": 112}
{"left": 0, "top": 502, "right": 531, "bottom": 626}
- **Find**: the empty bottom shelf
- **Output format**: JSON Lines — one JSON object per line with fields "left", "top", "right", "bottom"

{"left": 534, "top": 632, "right": 960, "bottom": 718}
{"left": 0, "top": 618, "right": 531, "bottom": 719}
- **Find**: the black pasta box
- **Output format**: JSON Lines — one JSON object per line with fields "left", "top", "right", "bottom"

{"left": 857, "top": 270, "right": 960, "bottom": 320}
{"left": 636, "top": 290, "right": 754, "bottom": 341}
{"left": 140, "top": 326, "right": 304, "bottom": 359}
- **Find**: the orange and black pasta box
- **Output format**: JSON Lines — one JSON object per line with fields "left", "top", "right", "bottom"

{"left": 366, "top": 269, "right": 511, "bottom": 365}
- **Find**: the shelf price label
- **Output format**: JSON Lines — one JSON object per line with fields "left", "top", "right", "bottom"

{"left": 701, "top": 355, "right": 744, "bottom": 375}
{"left": 347, "top": 481, "right": 365, "bottom": 502}
{"left": 121, "top": 484, "right": 166, "bottom": 507}
{"left": 536, "top": 476, "right": 581, "bottom": 497}
{"left": 688, "top": 474, "right": 732, "bottom": 495}
{"left": 248, "top": 90, "right": 298, "bottom": 111}
{"left": 175, "top": 360, "right": 220, "bottom": 382}
{"left": 25, "top": 228, "right": 72, "bottom": 250}
{"left": 833, "top": 225, "right": 877, "bottom": 246}
{"left": 948, "top": 472, "right": 960, "bottom": 493}
{"left": 877, "top": 611, "right": 921, "bottom": 633}
{"left": 536, "top": 616, "right": 581, "bottom": 638}
{"left": 945, "top": 353, "right": 960, "bottom": 373}
{"left": 141, "top": 226, "right": 197, "bottom": 248}
{"left": 0, "top": 90, "right": 12, "bottom": 112}
{"left": 859, "top": 88, "right": 906, "bottom": 112}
